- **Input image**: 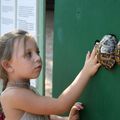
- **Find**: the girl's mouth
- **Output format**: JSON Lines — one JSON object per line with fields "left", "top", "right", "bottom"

{"left": 35, "top": 65, "right": 42, "bottom": 70}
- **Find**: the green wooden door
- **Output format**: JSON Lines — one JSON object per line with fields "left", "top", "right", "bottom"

{"left": 53, "top": 0, "right": 120, "bottom": 119}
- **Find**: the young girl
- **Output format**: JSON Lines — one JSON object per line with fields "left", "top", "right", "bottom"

{"left": 0, "top": 30, "right": 100, "bottom": 120}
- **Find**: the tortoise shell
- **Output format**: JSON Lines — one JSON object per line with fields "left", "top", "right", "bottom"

{"left": 95, "top": 34, "right": 118, "bottom": 69}
{"left": 115, "top": 41, "right": 120, "bottom": 65}
{"left": 100, "top": 34, "right": 117, "bottom": 54}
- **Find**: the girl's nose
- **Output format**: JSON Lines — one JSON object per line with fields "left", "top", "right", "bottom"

{"left": 34, "top": 53, "right": 41, "bottom": 63}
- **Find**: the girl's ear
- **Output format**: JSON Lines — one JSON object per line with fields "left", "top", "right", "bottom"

{"left": 1, "top": 60, "right": 13, "bottom": 73}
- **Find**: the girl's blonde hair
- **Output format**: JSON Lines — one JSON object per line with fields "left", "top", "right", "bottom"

{"left": 0, "top": 30, "right": 33, "bottom": 90}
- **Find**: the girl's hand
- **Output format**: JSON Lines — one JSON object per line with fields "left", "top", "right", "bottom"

{"left": 82, "top": 47, "right": 101, "bottom": 77}
{"left": 68, "top": 102, "right": 84, "bottom": 120}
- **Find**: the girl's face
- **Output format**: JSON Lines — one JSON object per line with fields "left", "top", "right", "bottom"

{"left": 9, "top": 38, "right": 42, "bottom": 81}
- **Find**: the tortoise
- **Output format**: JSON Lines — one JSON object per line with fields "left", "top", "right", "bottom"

{"left": 95, "top": 34, "right": 118, "bottom": 69}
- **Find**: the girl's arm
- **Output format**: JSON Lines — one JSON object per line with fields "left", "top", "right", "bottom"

{"left": 55, "top": 47, "right": 100, "bottom": 111}
{"left": 4, "top": 47, "right": 100, "bottom": 115}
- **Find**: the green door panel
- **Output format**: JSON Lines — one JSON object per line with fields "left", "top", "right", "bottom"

{"left": 53, "top": 0, "right": 120, "bottom": 119}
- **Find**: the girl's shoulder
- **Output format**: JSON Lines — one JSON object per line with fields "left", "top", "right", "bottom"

{"left": 1, "top": 87, "right": 36, "bottom": 103}
{"left": 1, "top": 87, "right": 50, "bottom": 115}
{"left": 1, "top": 87, "right": 39, "bottom": 111}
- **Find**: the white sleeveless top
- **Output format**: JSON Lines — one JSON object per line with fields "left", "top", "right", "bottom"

{"left": 20, "top": 112, "right": 49, "bottom": 120}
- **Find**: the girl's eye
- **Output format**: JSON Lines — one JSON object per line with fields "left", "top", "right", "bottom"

{"left": 25, "top": 51, "right": 32, "bottom": 58}
{"left": 36, "top": 50, "right": 40, "bottom": 55}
